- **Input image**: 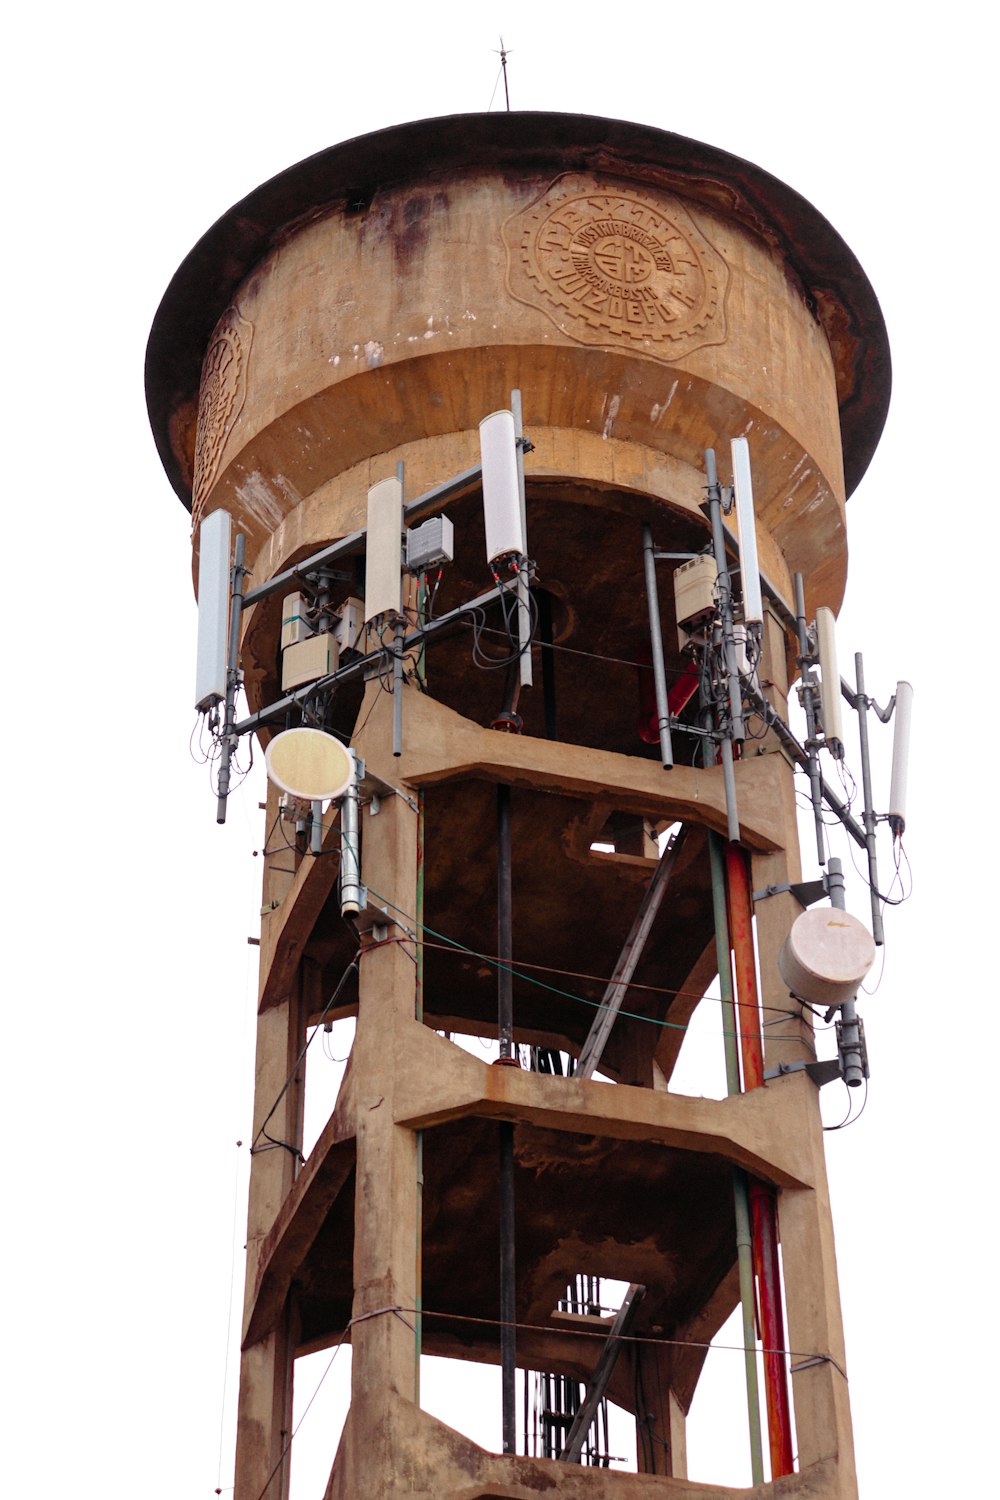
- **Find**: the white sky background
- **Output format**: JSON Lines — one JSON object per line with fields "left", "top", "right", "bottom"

{"left": 4, "top": 3, "right": 994, "bottom": 1495}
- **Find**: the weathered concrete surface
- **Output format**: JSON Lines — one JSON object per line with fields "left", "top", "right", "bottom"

{"left": 146, "top": 113, "right": 883, "bottom": 1499}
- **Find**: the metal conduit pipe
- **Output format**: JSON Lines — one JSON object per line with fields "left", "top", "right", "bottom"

{"left": 705, "top": 448, "right": 745, "bottom": 743}
{"left": 708, "top": 832, "right": 764, "bottom": 1485}
{"left": 496, "top": 783, "right": 517, "bottom": 1453}
{"left": 827, "top": 858, "right": 866, "bottom": 1088}
{"left": 724, "top": 840, "right": 795, "bottom": 1478}
{"left": 640, "top": 523, "right": 674, "bottom": 769}
{"left": 499, "top": 1122, "right": 516, "bottom": 1454}
{"left": 497, "top": 786, "right": 514, "bottom": 1059}
{"left": 853, "top": 653, "right": 886, "bottom": 946}
{"left": 724, "top": 844, "right": 764, "bottom": 1089}
{"left": 794, "top": 571, "right": 826, "bottom": 867}
{"left": 749, "top": 1177, "right": 795, "bottom": 1479}
{"left": 339, "top": 757, "right": 362, "bottom": 917}
{"left": 414, "top": 790, "right": 426, "bottom": 1402}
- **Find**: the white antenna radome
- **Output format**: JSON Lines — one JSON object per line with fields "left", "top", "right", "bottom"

{"left": 730, "top": 437, "right": 764, "bottom": 627}
{"left": 778, "top": 907, "right": 876, "bottom": 1009}
{"left": 194, "top": 507, "right": 232, "bottom": 712}
{"left": 815, "top": 606, "right": 844, "bottom": 755}
{"left": 365, "top": 476, "right": 404, "bottom": 624}
{"left": 264, "top": 727, "right": 356, "bottom": 804}
{"left": 888, "top": 679, "right": 913, "bottom": 835}
{"left": 480, "top": 409, "right": 525, "bottom": 569}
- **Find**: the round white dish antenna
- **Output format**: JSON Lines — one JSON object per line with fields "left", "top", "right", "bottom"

{"left": 265, "top": 728, "right": 355, "bottom": 803}
{"left": 778, "top": 908, "right": 876, "bottom": 1008}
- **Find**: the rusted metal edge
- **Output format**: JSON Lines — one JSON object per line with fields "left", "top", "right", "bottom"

{"left": 145, "top": 111, "right": 890, "bottom": 511}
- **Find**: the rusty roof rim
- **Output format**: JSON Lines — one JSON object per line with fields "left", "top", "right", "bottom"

{"left": 144, "top": 110, "right": 890, "bottom": 511}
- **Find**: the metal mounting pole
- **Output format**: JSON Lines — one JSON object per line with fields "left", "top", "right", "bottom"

{"left": 640, "top": 523, "right": 674, "bottom": 769}
{"left": 744, "top": 683, "right": 868, "bottom": 850}
{"left": 499, "top": 1122, "right": 516, "bottom": 1453}
{"left": 705, "top": 449, "right": 745, "bottom": 742}
{"left": 511, "top": 390, "right": 533, "bottom": 691}
{"left": 392, "top": 616, "right": 405, "bottom": 757}
{"left": 496, "top": 782, "right": 517, "bottom": 1452}
{"left": 853, "top": 652, "right": 885, "bottom": 945}
{"left": 827, "top": 858, "right": 865, "bottom": 1086}
{"left": 703, "top": 451, "right": 741, "bottom": 840}
{"left": 216, "top": 531, "right": 247, "bottom": 825}
{"left": 339, "top": 755, "right": 362, "bottom": 917}
{"left": 497, "top": 786, "right": 514, "bottom": 1059}
{"left": 392, "top": 460, "right": 406, "bottom": 757}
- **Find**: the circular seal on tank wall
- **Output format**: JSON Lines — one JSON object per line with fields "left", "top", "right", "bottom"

{"left": 503, "top": 174, "right": 729, "bottom": 358}
{"left": 265, "top": 728, "right": 355, "bottom": 803}
{"left": 191, "top": 306, "right": 253, "bottom": 531}
{"left": 778, "top": 908, "right": 876, "bottom": 1009}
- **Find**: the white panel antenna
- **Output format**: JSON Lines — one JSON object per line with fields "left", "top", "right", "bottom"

{"left": 815, "top": 606, "right": 844, "bottom": 755}
{"left": 365, "top": 476, "right": 403, "bottom": 624}
{"left": 888, "top": 680, "right": 913, "bottom": 835}
{"left": 194, "top": 508, "right": 232, "bottom": 712}
{"left": 480, "top": 410, "right": 525, "bottom": 569}
{"left": 730, "top": 437, "right": 764, "bottom": 627}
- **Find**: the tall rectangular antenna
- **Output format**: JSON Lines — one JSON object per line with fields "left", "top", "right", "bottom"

{"left": 480, "top": 409, "right": 525, "bottom": 568}
{"left": 889, "top": 680, "right": 913, "bottom": 835}
{"left": 194, "top": 508, "right": 232, "bottom": 711}
{"left": 815, "top": 606, "right": 844, "bottom": 754}
{"left": 730, "top": 437, "right": 764, "bottom": 627}
{"left": 365, "top": 476, "right": 404, "bottom": 624}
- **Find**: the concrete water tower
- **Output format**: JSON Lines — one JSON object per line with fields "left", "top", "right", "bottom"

{"left": 146, "top": 113, "right": 889, "bottom": 1500}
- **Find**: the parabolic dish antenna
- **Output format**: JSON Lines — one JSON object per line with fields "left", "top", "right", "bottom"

{"left": 264, "top": 728, "right": 355, "bottom": 802}
{"left": 778, "top": 907, "right": 875, "bottom": 1009}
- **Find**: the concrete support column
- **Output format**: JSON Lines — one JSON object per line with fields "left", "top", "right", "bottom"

{"left": 777, "top": 1078, "right": 857, "bottom": 1492}
{"left": 349, "top": 703, "right": 421, "bottom": 1495}
{"left": 631, "top": 1342, "right": 686, "bottom": 1477}
{"left": 235, "top": 978, "right": 305, "bottom": 1500}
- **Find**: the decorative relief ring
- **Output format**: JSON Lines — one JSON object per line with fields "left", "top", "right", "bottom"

{"left": 503, "top": 177, "right": 728, "bottom": 359}
{"left": 192, "top": 307, "right": 253, "bottom": 529}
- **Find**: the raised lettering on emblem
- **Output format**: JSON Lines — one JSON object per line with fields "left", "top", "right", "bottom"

{"left": 504, "top": 179, "right": 728, "bottom": 359}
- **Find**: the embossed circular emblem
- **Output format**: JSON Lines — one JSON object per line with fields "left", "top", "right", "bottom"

{"left": 504, "top": 177, "right": 728, "bottom": 358}
{"left": 192, "top": 307, "right": 252, "bottom": 528}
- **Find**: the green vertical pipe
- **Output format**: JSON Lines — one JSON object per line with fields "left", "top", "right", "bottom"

{"left": 414, "top": 785, "right": 426, "bottom": 1399}
{"left": 415, "top": 791, "right": 425, "bottom": 1024}
{"left": 709, "top": 831, "right": 764, "bottom": 1487}
{"left": 415, "top": 1129, "right": 423, "bottom": 1403}
{"left": 731, "top": 1167, "right": 762, "bottom": 1485}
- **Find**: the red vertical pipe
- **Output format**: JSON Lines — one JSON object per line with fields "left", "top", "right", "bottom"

{"left": 724, "top": 843, "right": 764, "bottom": 1090}
{"left": 748, "top": 1178, "right": 795, "bottom": 1477}
{"left": 725, "top": 843, "right": 795, "bottom": 1478}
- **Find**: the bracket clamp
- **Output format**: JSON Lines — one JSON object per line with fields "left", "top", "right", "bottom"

{"left": 753, "top": 878, "right": 826, "bottom": 908}
{"left": 763, "top": 1058, "right": 842, "bottom": 1088}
